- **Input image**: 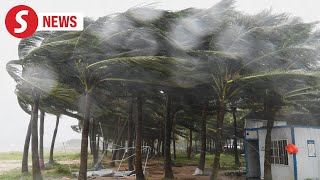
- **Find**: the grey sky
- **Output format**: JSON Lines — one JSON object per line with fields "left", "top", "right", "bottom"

{"left": 0, "top": 0, "right": 319, "bottom": 152}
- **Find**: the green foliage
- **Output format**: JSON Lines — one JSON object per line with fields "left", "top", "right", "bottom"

{"left": 174, "top": 153, "right": 245, "bottom": 170}
{"left": 0, "top": 169, "right": 31, "bottom": 180}
{"left": 0, "top": 152, "right": 23, "bottom": 161}
{"left": 0, "top": 164, "right": 75, "bottom": 179}
{"left": 0, "top": 151, "right": 80, "bottom": 161}
{"left": 53, "top": 164, "right": 71, "bottom": 175}
{"left": 7, "top": 2, "right": 320, "bottom": 126}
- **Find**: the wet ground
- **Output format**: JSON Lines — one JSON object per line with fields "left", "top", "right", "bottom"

{"left": 94, "top": 165, "right": 245, "bottom": 180}
{"left": 0, "top": 160, "right": 26, "bottom": 172}
{"left": 0, "top": 160, "right": 245, "bottom": 180}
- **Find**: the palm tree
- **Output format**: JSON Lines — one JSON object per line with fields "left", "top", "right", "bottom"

{"left": 39, "top": 110, "right": 45, "bottom": 169}
{"left": 197, "top": 99, "right": 209, "bottom": 173}
{"left": 231, "top": 106, "right": 240, "bottom": 166}
{"left": 135, "top": 94, "right": 145, "bottom": 180}
{"left": 30, "top": 89, "right": 43, "bottom": 179}
{"left": 127, "top": 97, "right": 134, "bottom": 171}
{"left": 16, "top": 97, "right": 32, "bottom": 173}
{"left": 49, "top": 115, "right": 60, "bottom": 164}
{"left": 166, "top": 2, "right": 320, "bottom": 178}
{"left": 22, "top": 117, "right": 32, "bottom": 173}
{"left": 7, "top": 31, "right": 82, "bottom": 179}
{"left": 6, "top": 4, "right": 320, "bottom": 180}
{"left": 163, "top": 93, "right": 174, "bottom": 179}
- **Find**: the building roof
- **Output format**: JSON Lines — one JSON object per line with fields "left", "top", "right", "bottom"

{"left": 245, "top": 112, "right": 320, "bottom": 126}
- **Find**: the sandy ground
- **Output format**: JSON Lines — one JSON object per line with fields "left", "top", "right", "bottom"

{"left": 0, "top": 161, "right": 245, "bottom": 180}
{"left": 0, "top": 160, "right": 26, "bottom": 172}
{"left": 94, "top": 164, "right": 245, "bottom": 180}
{"left": 0, "top": 160, "right": 80, "bottom": 173}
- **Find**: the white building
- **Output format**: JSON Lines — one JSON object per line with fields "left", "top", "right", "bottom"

{"left": 245, "top": 119, "right": 320, "bottom": 180}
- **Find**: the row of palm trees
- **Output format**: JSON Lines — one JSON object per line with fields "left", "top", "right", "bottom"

{"left": 7, "top": 1, "right": 320, "bottom": 180}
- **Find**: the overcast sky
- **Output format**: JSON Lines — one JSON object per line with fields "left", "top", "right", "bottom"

{"left": 0, "top": 0, "right": 319, "bottom": 152}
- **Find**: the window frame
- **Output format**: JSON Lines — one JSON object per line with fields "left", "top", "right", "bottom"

{"left": 270, "top": 139, "right": 289, "bottom": 166}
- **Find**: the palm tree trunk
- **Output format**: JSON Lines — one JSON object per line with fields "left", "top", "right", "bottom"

{"left": 135, "top": 94, "right": 146, "bottom": 180}
{"left": 110, "top": 139, "right": 118, "bottom": 167}
{"left": 263, "top": 89, "right": 279, "bottom": 180}
{"left": 110, "top": 142, "right": 117, "bottom": 167}
{"left": 49, "top": 115, "right": 60, "bottom": 164}
{"left": 91, "top": 118, "right": 98, "bottom": 165}
{"left": 210, "top": 100, "right": 226, "bottom": 180}
{"left": 79, "top": 91, "right": 92, "bottom": 180}
{"left": 128, "top": 97, "right": 134, "bottom": 171}
{"left": 96, "top": 135, "right": 100, "bottom": 157}
{"left": 264, "top": 116, "right": 274, "bottom": 180}
{"left": 172, "top": 110, "right": 178, "bottom": 160}
{"left": 89, "top": 136, "right": 93, "bottom": 155}
{"left": 102, "top": 141, "right": 105, "bottom": 154}
{"left": 159, "top": 118, "right": 164, "bottom": 157}
{"left": 22, "top": 117, "right": 32, "bottom": 173}
{"left": 31, "top": 92, "right": 43, "bottom": 180}
{"left": 187, "top": 129, "right": 192, "bottom": 159}
{"left": 110, "top": 117, "right": 127, "bottom": 167}
{"left": 39, "top": 110, "right": 45, "bottom": 169}
{"left": 156, "top": 139, "right": 160, "bottom": 155}
{"left": 102, "top": 140, "right": 108, "bottom": 156}
{"left": 151, "top": 139, "right": 155, "bottom": 155}
{"left": 119, "top": 140, "right": 125, "bottom": 159}
{"left": 198, "top": 99, "right": 209, "bottom": 172}
{"left": 164, "top": 94, "right": 174, "bottom": 179}
{"left": 110, "top": 119, "right": 119, "bottom": 167}
{"left": 172, "top": 131, "right": 176, "bottom": 160}
{"left": 232, "top": 107, "right": 240, "bottom": 166}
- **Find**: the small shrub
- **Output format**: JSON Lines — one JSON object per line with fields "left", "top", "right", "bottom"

{"left": 55, "top": 164, "right": 71, "bottom": 175}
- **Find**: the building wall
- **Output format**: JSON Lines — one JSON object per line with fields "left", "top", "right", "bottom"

{"left": 245, "top": 119, "right": 287, "bottom": 129}
{"left": 258, "top": 127, "right": 294, "bottom": 180}
{"left": 246, "top": 129, "right": 258, "bottom": 140}
{"left": 294, "top": 127, "right": 320, "bottom": 179}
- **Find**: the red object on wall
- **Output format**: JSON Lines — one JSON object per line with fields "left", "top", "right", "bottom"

{"left": 285, "top": 143, "right": 298, "bottom": 154}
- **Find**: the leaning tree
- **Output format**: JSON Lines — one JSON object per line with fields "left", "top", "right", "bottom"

{"left": 6, "top": 2, "right": 320, "bottom": 180}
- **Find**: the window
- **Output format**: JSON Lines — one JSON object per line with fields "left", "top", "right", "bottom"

{"left": 270, "top": 140, "right": 289, "bottom": 165}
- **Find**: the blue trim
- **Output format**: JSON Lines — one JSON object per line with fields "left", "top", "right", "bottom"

{"left": 244, "top": 130, "right": 261, "bottom": 178}
{"left": 288, "top": 125, "right": 320, "bottom": 129}
{"left": 245, "top": 125, "right": 320, "bottom": 131}
{"left": 245, "top": 127, "right": 261, "bottom": 131}
{"left": 291, "top": 127, "right": 298, "bottom": 180}
{"left": 244, "top": 139, "right": 248, "bottom": 177}
{"left": 257, "top": 129, "right": 261, "bottom": 178}
{"left": 244, "top": 126, "right": 291, "bottom": 131}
